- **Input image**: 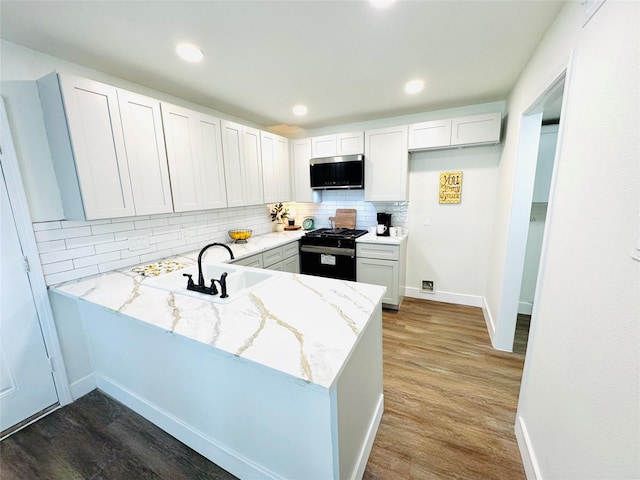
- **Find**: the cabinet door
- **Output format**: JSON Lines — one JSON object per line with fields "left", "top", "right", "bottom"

{"left": 242, "top": 126, "right": 264, "bottom": 206}
{"left": 356, "top": 257, "right": 399, "bottom": 306}
{"left": 162, "top": 104, "right": 227, "bottom": 212}
{"left": 197, "top": 114, "right": 228, "bottom": 210}
{"left": 408, "top": 119, "right": 452, "bottom": 150}
{"left": 364, "top": 126, "right": 409, "bottom": 202}
{"left": 262, "top": 246, "right": 284, "bottom": 268}
{"left": 221, "top": 120, "right": 246, "bottom": 207}
{"left": 311, "top": 135, "right": 336, "bottom": 158}
{"left": 282, "top": 255, "right": 300, "bottom": 274}
{"left": 231, "top": 253, "right": 264, "bottom": 268}
{"left": 450, "top": 112, "right": 501, "bottom": 146}
{"left": 336, "top": 131, "right": 364, "bottom": 155}
{"left": 261, "top": 131, "right": 278, "bottom": 204}
{"left": 275, "top": 135, "right": 291, "bottom": 201}
{"left": 292, "top": 139, "right": 320, "bottom": 203}
{"left": 161, "top": 103, "right": 201, "bottom": 212}
{"left": 118, "top": 90, "right": 173, "bottom": 215}
{"left": 57, "top": 74, "right": 135, "bottom": 219}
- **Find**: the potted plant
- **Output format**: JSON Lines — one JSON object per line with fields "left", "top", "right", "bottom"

{"left": 270, "top": 203, "right": 289, "bottom": 232}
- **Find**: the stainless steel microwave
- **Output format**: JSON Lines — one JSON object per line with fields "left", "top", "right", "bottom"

{"left": 309, "top": 154, "right": 364, "bottom": 190}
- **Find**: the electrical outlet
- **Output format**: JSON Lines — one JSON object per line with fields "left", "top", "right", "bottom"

{"left": 128, "top": 235, "right": 150, "bottom": 251}
{"left": 421, "top": 280, "right": 435, "bottom": 292}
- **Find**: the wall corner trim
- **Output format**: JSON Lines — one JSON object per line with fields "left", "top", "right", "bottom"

{"left": 515, "top": 414, "right": 542, "bottom": 480}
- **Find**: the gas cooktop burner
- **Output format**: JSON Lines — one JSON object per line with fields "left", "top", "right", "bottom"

{"left": 304, "top": 228, "right": 368, "bottom": 239}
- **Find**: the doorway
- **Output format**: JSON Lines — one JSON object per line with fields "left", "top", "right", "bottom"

{"left": 506, "top": 72, "right": 567, "bottom": 355}
{"left": 0, "top": 96, "right": 70, "bottom": 438}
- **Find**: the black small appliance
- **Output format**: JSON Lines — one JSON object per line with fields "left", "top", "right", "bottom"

{"left": 377, "top": 213, "right": 392, "bottom": 236}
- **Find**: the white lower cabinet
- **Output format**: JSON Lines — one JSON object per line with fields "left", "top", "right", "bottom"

{"left": 356, "top": 239, "right": 407, "bottom": 309}
{"left": 231, "top": 240, "right": 299, "bottom": 273}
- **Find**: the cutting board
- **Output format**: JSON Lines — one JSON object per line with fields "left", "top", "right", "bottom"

{"left": 331, "top": 209, "right": 357, "bottom": 229}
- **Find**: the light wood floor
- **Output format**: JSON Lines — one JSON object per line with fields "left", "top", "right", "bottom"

{"left": 1, "top": 297, "right": 527, "bottom": 479}
{"left": 363, "top": 298, "right": 526, "bottom": 479}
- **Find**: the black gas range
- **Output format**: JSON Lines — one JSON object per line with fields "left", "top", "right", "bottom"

{"left": 299, "top": 228, "right": 368, "bottom": 281}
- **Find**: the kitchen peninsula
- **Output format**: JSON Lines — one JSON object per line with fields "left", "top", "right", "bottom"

{"left": 50, "top": 233, "right": 386, "bottom": 480}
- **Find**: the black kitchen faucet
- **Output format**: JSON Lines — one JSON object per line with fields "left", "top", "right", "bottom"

{"left": 183, "top": 243, "right": 235, "bottom": 297}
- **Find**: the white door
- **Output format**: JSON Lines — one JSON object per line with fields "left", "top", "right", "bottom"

{"left": 0, "top": 163, "right": 58, "bottom": 434}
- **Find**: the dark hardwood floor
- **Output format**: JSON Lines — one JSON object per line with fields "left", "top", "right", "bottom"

{"left": 1, "top": 298, "right": 526, "bottom": 479}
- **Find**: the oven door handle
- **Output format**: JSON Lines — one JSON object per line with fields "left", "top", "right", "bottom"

{"left": 300, "top": 245, "right": 355, "bottom": 257}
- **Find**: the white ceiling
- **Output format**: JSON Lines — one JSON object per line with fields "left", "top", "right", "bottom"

{"left": 0, "top": 0, "right": 564, "bottom": 132}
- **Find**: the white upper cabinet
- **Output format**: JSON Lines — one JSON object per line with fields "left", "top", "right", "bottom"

{"left": 243, "top": 126, "right": 265, "bottom": 206}
{"left": 408, "top": 118, "right": 452, "bottom": 150}
{"left": 292, "top": 138, "right": 321, "bottom": 203}
{"left": 408, "top": 112, "right": 501, "bottom": 151}
{"left": 38, "top": 73, "right": 136, "bottom": 220}
{"left": 118, "top": 90, "right": 173, "bottom": 215}
{"left": 261, "top": 131, "right": 290, "bottom": 204}
{"left": 311, "top": 131, "right": 364, "bottom": 157}
{"left": 161, "top": 103, "right": 227, "bottom": 212}
{"left": 221, "top": 121, "right": 264, "bottom": 207}
{"left": 364, "top": 126, "right": 409, "bottom": 202}
{"left": 450, "top": 112, "right": 501, "bottom": 146}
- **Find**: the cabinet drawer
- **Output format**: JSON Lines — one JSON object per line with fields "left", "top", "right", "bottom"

{"left": 282, "top": 241, "right": 299, "bottom": 259}
{"left": 231, "top": 253, "right": 264, "bottom": 268}
{"left": 356, "top": 243, "right": 400, "bottom": 261}
{"left": 262, "top": 246, "right": 284, "bottom": 267}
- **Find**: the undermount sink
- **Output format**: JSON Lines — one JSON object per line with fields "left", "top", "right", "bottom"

{"left": 143, "top": 263, "right": 275, "bottom": 304}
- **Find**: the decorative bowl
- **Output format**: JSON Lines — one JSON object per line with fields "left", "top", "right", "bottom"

{"left": 228, "top": 229, "right": 252, "bottom": 243}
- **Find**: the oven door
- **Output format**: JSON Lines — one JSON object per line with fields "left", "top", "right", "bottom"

{"left": 300, "top": 245, "right": 356, "bottom": 281}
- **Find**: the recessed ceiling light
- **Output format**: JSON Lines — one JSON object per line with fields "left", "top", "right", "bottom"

{"left": 404, "top": 79, "right": 425, "bottom": 94}
{"left": 293, "top": 105, "right": 308, "bottom": 116}
{"left": 370, "top": 0, "right": 397, "bottom": 8}
{"left": 176, "top": 43, "right": 204, "bottom": 63}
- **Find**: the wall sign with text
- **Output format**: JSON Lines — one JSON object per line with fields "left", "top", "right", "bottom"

{"left": 439, "top": 171, "right": 463, "bottom": 204}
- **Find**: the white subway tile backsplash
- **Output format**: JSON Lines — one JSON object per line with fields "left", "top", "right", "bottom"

{"left": 35, "top": 226, "right": 92, "bottom": 242}
{"left": 36, "top": 239, "right": 66, "bottom": 253}
{"left": 91, "top": 222, "right": 135, "bottom": 235}
{"left": 34, "top": 195, "right": 408, "bottom": 286}
{"left": 40, "top": 245, "right": 96, "bottom": 264}
{"left": 98, "top": 257, "right": 140, "bottom": 273}
{"left": 134, "top": 218, "right": 169, "bottom": 230}
{"left": 42, "top": 260, "right": 73, "bottom": 275}
{"left": 33, "top": 221, "right": 62, "bottom": 231}
{"left": 73, "top": 251, "right": 122, "bottom": 269}
{"left": 45, "top": 265, "right": 100, "bottom": 285}
{"left": 65, "top": 233, "right": 115, "bottom": 249}
{"left": 94, "top": 239, "right": 129, "bottom": 254}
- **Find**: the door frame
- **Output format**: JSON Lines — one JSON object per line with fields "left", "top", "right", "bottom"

{"left": 0, "top": 97, "right": 72, "bottom": 407}
{"left": 491, "top": 51, "right": 576, "bottom": 352}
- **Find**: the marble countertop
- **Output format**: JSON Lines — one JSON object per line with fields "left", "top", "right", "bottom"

{"left": 356, "top": 232, "right": 408, "bottom": 245}
{"left": 51, "top": 231, "right": 386, "bottom": 390}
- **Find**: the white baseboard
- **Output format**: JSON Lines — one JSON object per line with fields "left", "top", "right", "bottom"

{"left": 352, "top": 394, "right": 384, "bottom": 480}
{"left": 404, "top": 287, "right": 483, "bottom": 307}
{"left": 95, "top": 374, "right": 284, "bottom": 480}
{"left": 515, "top": 414, "right": 542, "bottom": 480}
{"left": 69, "top": 373, "right": 96, "bottom": 400}
{"left": 482, "top": 297, "right": 496, "bottom": 344}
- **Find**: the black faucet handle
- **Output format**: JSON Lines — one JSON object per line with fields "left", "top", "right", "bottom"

{"left": 208, "top": 278, "right": 219, "bottom": 295}
{"left": 219, "top": 272, "right": 229, "bottom": 298}
{"left": 182, "top": 273, "right": 194, "bottom": 287}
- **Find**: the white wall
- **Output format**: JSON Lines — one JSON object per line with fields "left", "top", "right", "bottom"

{"left": 406, "top": 144, "right": 501, "bottom": 305}
{"left": 486, "top": 1, "right": 639, "bottom": 478}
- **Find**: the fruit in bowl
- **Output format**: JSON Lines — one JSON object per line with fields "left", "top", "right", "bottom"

{"left": 228, "top": 229, "right": 252, "bottom": 243}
